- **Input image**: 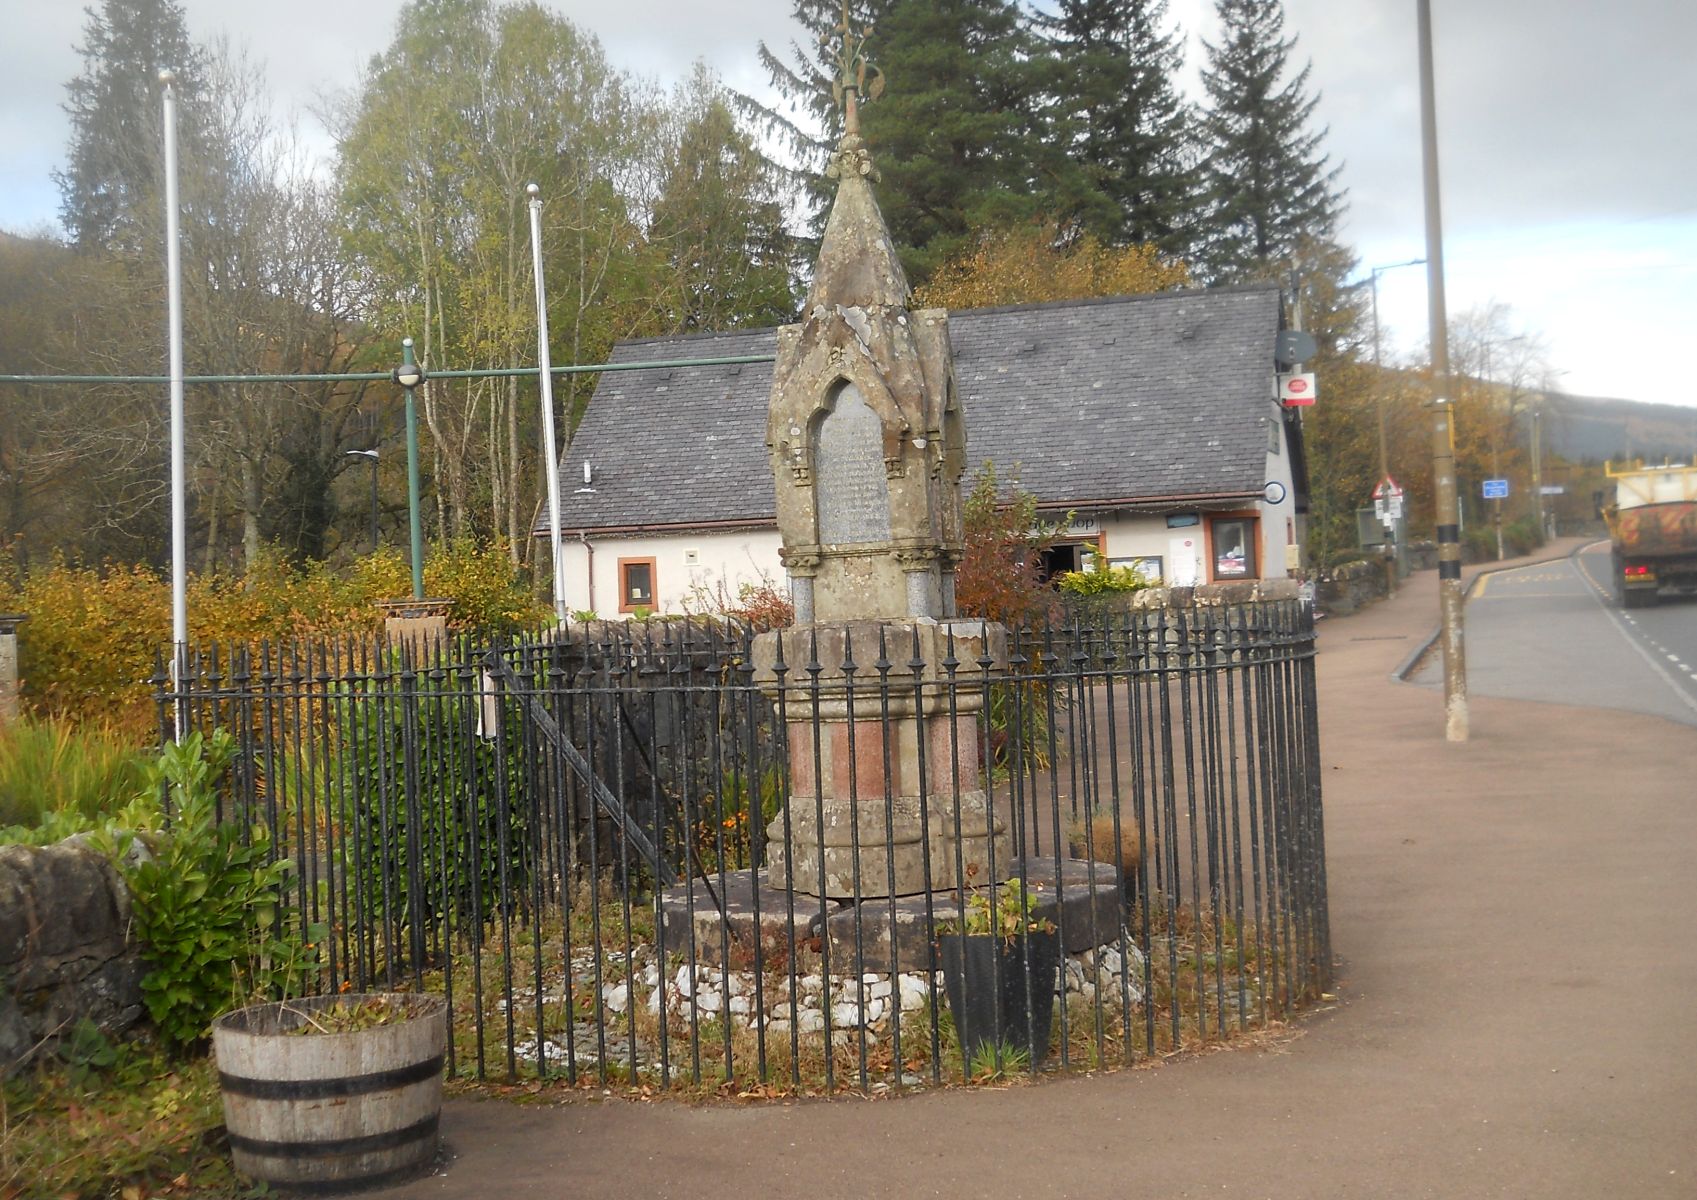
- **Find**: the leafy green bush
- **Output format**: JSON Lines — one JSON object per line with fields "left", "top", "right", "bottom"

{"left": 337, "top": 686, "right": 530, "bottom": 952}
{"left": 121, "top": 731, "right": 322, "bottom": 1049}
{"left": 0, "top": 717, "right": 149, "bottom": 842}
{"left": 1055, "top": 560, "right": 1152, "bottom": 596}
{"left": 1502, "top": 516, "right": 1545, "bottom": 558}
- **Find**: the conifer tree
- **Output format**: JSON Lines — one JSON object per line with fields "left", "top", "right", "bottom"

{"left": 1035, "top": 0, "right": 1197, "bottom": 257}
{"left": 747, "top": 0, "right": 1073, "bottom": 282}
{"left": 1195, "top": 0, "right": 1344, "bottom": 283}
{"left": 55, "top": 0, "right": 208, "bottom": 256}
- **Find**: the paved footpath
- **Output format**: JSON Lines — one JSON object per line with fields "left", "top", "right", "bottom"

{"left": 378, "top": 540, "right": 1697, "bottom": 1199}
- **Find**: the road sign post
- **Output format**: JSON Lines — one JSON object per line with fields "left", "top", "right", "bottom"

{"left": 1482, "top": 479, "right": 1509, "bottom": 560}
{"left": 1371, "top": 477, "right": 1405, "bottom": 590}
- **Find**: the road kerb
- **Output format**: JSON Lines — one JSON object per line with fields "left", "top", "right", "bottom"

{"left": 1391, "top": 539, "right": 1599, "bottom": 682}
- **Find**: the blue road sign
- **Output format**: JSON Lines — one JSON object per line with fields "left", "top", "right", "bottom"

{"left": 1482, "top": 478, "right": 1510, "bottom": 499}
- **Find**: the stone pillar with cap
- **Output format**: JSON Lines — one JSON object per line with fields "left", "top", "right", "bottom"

{"left": 752, "top": 53, "right": 1007, "bottom": 901}
{"left": 0, "top": 614, "right": 26, "bottom": 726}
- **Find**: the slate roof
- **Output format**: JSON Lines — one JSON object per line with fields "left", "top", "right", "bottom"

{"left": 544, "top": 284, "right": 1285, "bottom": 535}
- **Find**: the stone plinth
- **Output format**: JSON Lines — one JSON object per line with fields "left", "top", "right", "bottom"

{"left": 752, "top": 618, "right": 1009, "bottom": 899}
{"left": 654, "top": 857, "right": 1123, "bottom": 970}
{"left": 376, "top": 598, "right": 454, "bottom": 658}
{"left": 655, "top": 871, "right": 822, "bottom": 970}
{"left": 825, "top": 856, "right": 1125, "bottom": 966}
{"left": 0, "top": 614, "right": 25, "bottom": 726}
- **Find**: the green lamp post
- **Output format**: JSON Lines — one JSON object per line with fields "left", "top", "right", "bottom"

{"left": 391, "top": 338, "right": 426, "bottom": 600}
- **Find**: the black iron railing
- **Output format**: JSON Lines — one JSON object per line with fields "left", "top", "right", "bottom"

{"left": 157, "top": 599, "right": 1328, "bottom": 1092}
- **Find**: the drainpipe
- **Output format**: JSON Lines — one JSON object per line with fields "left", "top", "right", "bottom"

{"left": 579, "top": 532, "right": 595, "bottom": 615}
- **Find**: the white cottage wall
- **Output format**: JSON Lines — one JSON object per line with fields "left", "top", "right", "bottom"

{"left": 557, "top": 530, "right": 786, "bottom": 619}
{"left": 1262, "top": 409, "right": 1301, "bottom": 577}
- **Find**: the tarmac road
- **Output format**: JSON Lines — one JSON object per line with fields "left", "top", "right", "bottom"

{"left": 1412, "top": 540, "right": 1697, "bottom": 726}
{"left": 370, "top": 539, "right": 1697, "bottom": 1200}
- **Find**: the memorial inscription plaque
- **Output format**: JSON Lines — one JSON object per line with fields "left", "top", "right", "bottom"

{"left": 815, "top": 383, "right": 891, "bottom": 545}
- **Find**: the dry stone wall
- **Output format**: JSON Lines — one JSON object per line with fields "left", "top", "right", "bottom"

{"left": 0, "top": 838, "right": 144, "bottom": 1074}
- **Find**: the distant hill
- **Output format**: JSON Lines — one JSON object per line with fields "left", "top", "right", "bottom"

{"left": 1540, "top": 393, "right": 1697, "bottom": 465}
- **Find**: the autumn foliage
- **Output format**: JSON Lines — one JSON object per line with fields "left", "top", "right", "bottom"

{"left": 914, "top": 218, "right": 1189, "bottom": 311}
{"left": 953, "top": 465, "right": 1060, "bottom": 627}
{"left": 0, "top": 541, "right": 548, "bottom": 733}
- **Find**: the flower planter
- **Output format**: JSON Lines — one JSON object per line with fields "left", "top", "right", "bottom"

{"left": 938, "top": 928, "right": 1061, "bottom": 1066}
{"left": 212, "top": 993, "right": 447, "bottom": 1192}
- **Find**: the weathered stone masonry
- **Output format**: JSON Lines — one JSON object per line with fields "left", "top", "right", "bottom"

{"left": 0, "top": 838, "right": 144, "bottom": 1074}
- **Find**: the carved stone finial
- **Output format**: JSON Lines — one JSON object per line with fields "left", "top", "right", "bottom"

{"left": 829, "top": 0, "right": 883, "bottom": 143}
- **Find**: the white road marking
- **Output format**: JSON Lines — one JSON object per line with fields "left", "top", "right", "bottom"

{"left": 1571, "top": 546, "right": 1697, "bottom": 719}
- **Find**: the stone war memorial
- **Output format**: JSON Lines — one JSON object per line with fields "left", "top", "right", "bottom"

{"left": 656, "top": 22, "right": 1123, "bottom": 982}
{"left": 141, "top": 8, "right": 1331, "bottom": 1096}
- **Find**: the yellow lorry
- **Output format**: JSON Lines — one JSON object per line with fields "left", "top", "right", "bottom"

{"left": 1603, "top": 462, "right": 1697, "bottom": 608}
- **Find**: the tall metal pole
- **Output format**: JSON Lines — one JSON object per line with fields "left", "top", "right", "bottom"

{"left": 160, "top": 69, "right": 188, "bottom": 742}
{"left": 1530, "top": 405, "right": 1545, "bottom": 535}
{"left": 1371, "top": 273, "right": 1397, "bottom": 594}
{"left": 402, "top": 338, "right": 425, "bottom": 600}
{"left": 526, "top": 184, "right": 568, "bottom": 623}
{"left": 1418, "top": 0, "right": 1467, "bottom": 742}
{"left": 368, "top": 453, "right": 380, "bottom": 551}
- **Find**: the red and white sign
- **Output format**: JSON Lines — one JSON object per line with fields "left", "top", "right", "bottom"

{"left": 1372, "top": 476, "right": 1403, "bottom": 500}
{"left": 1278, "top": 372, "right": 1317, "bottom": 406}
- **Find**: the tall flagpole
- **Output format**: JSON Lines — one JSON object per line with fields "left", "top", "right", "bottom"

{"left": 526, "top": 183, "right": 568, "bottom": 623}
{"left": 160, "top": 68, "right": 188, "bottom": 741}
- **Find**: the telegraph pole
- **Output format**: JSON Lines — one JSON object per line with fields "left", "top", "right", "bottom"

{"left": 1418, "top": 0, "right": 1467, "bottom": 742}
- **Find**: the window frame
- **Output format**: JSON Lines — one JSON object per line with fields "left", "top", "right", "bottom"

{"left": 1205, "top": 512, "right": 1261, "bottom": 583}
{"left": 617, "top": 556, "right": 658, "bottom": 614}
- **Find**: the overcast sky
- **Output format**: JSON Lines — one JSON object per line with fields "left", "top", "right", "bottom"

{"left": 2, "top": 0, "right": 1692, "bottom": 408}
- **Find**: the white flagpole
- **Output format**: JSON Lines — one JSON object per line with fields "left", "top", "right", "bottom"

{"left": 526, "top": 183, "right": 568, "bottom": 623}
{"left": 160, "top": 68, "right": 188, "bottom": 740}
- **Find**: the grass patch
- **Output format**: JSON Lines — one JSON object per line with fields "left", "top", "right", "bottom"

{"left": 0, "top": 1025, "right": 261, "bottom": 1199}
{"left": 0, "top": 717, "right": 148, "bottom": 844}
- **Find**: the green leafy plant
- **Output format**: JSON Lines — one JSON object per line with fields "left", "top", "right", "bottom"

{"left": 121, "top": 730, "right": 323, "bottom": 1049}
{"left": 967, "top": 1037, "right": 1031, "bottom": 1080}
{"left": 337, "top": 684, "right": 530, "bottom": 954}
{"left": 1055, "top": 560, "right": 1152, "bottom": 596}
{"left": 942, "top": 877, "right": 1057, "bottom": 945}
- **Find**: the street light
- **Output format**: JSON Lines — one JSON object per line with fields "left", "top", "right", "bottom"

{"left": 391, "top": 338, "right": 426, "bottom": 600}
{"left": 345, "top": 449, "right": 379, "bottom": 552}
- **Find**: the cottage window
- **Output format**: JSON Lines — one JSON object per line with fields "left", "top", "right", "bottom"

{"left": 1207, "top": 515, "right": 1259, "bottom": 581}
{"left": 619, "top": 557, "right": 657, "bottom": 613}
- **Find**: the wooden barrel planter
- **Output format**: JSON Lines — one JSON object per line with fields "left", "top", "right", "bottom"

{"left": 212, "top": 993, "right": 447, "bottom": 1192}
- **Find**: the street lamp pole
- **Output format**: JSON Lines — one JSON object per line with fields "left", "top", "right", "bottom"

{"left": 392, "top": 339, "right": 426, "bottom": 600}
{"left": 1418, "top": 0, "right": 1467, "bottom": 742}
